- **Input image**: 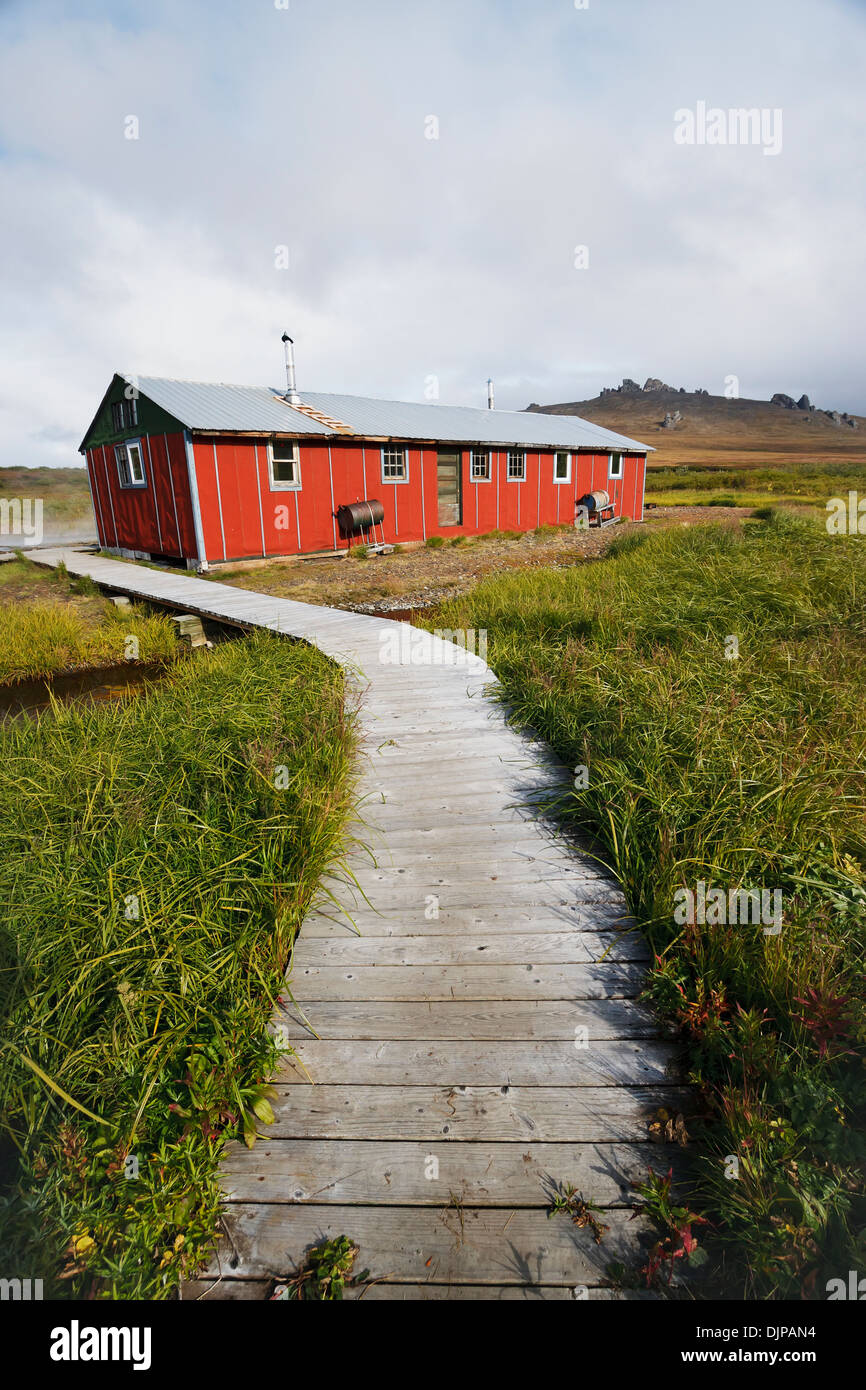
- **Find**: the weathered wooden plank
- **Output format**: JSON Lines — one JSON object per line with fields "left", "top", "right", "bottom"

{"left": 316, "top": 878, "right": 628, "bottom": 909}
{"left": 349, "top": 860, "right": 612, "bottom": 886}
{"left": 254, "top": 1082, "right": 692, "bottom": 1142}
{"left": 300, "top": 907, "right": 636, "bottom": 937}
{"left": 294, "top": 931, "right": 648, "bottom": 966}
{"left": 289, "top": 961, "right": 646, "bottom": 1001}
{"left": 182, "top": 1279, "right": 655, "bottom": 1300}
{"left": 217, "top": 1139, "right": 679, "bottom": 1206}
{"left": 358, "top": 805, "right": 547, "bottom": 832}
{"left": 275, "top": 998, "right": 663, "bottom": 1041}
{"left": 276, "top": 1039, "right": 677, "bottom": 1087}
{"left": 345, "top": 840, "right": 598, "bottom": 870}
{"left": 199, "top": 1204, "right": 656, "bottom": 1285}
{"left": 183, "top": 1276, "right": 658, "bottom": 1300}
{"left": 350, "top": 835, "right": 598, "bottom": 865}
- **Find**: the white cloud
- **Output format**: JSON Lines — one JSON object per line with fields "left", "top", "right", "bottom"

{"left": 0, "top": 0, "right": 864, "bottom": 468}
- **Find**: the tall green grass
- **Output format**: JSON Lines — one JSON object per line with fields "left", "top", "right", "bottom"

{"left": 0, "top": 558, "right": 178, "bottom": 681}
{"left": 0, "top": 631, "right": 356, "bottom": 1297}
{"left": 0, "top": 602, "right": 178, "bottom": 682}
{"left": 430, "top": 513, "right": 866, "bottom": 1297}
{"left": 646, "top": 460, "right": 866, "bottom": 510}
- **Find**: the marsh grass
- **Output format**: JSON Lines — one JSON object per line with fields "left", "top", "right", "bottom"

{"left": 646, "top": 459, "right": 866, "bottom": 510}
{"left": 0, "top": 630, "right": 357, "bottom": 1298}
{"left": 0, "top": 558, "right": 178, "bottom": 682}
{"left": 430, "top": 512, "right": 866, "bottom": 1297}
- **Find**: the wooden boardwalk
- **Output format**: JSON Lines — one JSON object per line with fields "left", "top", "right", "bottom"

{"left": 37, "top": 549, "right": 684, "bottom": 1300}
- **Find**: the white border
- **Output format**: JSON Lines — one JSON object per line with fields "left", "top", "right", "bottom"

{"left": 381, "top": 444, "right": 409, "bottom": 484}
{"left": 506, "top": 448, "right": 526, "bottom": 482}
{"left": 267, "top": 438, "right": 302, "bottom": 491}
{"left": 114, "top": 438, "right": 147, "bottom": 489}
{"left": 553, "top": 450, "right": 572, "bottom": 485}
{"left": 470, "top": 447, "right": 492, "bottom": 482}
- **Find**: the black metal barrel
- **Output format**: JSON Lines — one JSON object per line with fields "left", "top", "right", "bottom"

{"left": 337, "top": 499, "right": 385, "bottom": 536}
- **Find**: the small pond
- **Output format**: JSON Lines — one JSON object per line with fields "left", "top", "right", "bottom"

{"left": 0, "top": 662, "right": 171, "bottom": 720}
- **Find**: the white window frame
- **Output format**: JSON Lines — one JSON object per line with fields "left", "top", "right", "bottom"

{"left": 381, "top": 445, "right": 409, "bottom": 483}
{"left": 114, "top": 439, "right": 147, "bottom": 489}
{"left": 267, "top": 438, "right": 301, "bottom": 491}
{"left": 506, "top": 449, "right": 525, "bottom": 481}
{"left": 470, "top": 448, "right": 492, "bottom": 482}
{"left": 553, "top": 450, "right": 572, "bottom": 484}
{"left": 609, "top": 452, "right": 624, "bottom": 480}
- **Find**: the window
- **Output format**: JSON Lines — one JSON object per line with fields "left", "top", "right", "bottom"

{"left": 115, "top": 440, "right": 146, "bottom": 488}
{"left": 111, "top": 398, "right": 138, "bottom": 433}
{"left": 268, "top": 439, "right": 300, "bottom": 489}
{"left": 381, "top": 445, "right": 408, "bottom": 482}
{"left": 507, "top": 450, "right": 525, "bottom": 481}
{"left": 470, "top": 449, "right": 491, "bottom": 481}
{"left": 553, "top": 451, "right": 571, "bottom": 484}
{"left": 609, "top": 452, "right": 624, "bottom": 480}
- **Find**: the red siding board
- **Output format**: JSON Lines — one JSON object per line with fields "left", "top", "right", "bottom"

{"left": 88, "top": 432, "right": 196, "bottom": 560}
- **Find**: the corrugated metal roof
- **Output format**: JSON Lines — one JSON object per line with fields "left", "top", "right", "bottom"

{"left": 137, "top": 377, "right": 333, "bottom": 435}
{"left": 135, "top": 376, "right": 652, "bottom": 452}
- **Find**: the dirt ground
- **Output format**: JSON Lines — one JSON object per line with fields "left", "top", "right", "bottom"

{"left": 216, "top": 507, "right": 750, "bottom": 614}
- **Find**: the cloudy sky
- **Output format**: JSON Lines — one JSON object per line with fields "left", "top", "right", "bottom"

{"left": 1, "top": 0, "right": 864, "bottom": 468}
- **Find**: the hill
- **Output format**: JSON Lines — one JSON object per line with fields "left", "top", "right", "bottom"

{"left": 526, "top": 379, "right": 866, "bottom": 470}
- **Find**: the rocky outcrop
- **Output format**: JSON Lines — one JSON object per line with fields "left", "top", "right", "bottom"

{"left": 661, "top": 410, "right": 683, "bottom": 429}
{"left": 796, "top": 394, "right": 813, "bottom": 411}
{"left": 643, "top": 377, "right": 673, "bottom": 392}
{"left": 823, "top": 410, "right": 859, "bottom": 429}
{"left": 771, "top": 393, "right": 798, "bottom": 409}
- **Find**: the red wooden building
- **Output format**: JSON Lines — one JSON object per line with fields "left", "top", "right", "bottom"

{"left": 79, "top": 372, "right": 651, "bottom": 570}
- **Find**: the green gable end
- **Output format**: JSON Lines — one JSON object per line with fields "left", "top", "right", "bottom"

{"left": 80, "top": 375, "right": 186, "bottom": 452}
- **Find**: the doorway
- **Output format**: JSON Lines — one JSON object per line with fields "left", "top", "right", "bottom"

{"left": 436, "top": 450, "right": 462, "bottom": 527}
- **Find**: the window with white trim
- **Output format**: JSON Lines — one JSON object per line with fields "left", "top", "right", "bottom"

{"left": 553, "top": 451, "right": 571, "bottom": 484}
{"left": 506, "top": 450, "right": 525, "bottom": 481}
{"left": 115, "top": 440, "right": 146, "bottom": 488}
{"left": 268, "top": 439, "right": 301, "bottom": 489}
{"left": 609, "top": 452, "right": 624, "bottom": 479}
{"left": 111, "top": 398, "right": 138, "bottom": 432}
{"left": 381, "top": 445, "right": 408, "bottom": 481}
{"left": 470, "top": 449, "right": 491, "bottom": 481}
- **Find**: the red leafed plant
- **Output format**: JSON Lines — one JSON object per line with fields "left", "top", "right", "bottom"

{"left": 633, "top": 1166, "right": 709, "bottom": 1287}
{"left": 792, "top": 986, "right": 859, "bottom": 1060}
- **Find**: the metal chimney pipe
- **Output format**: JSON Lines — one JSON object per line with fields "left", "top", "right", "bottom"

{"left": 487, "top": 377, "right": 495, "bottom": 410}
{"left": 281, "top": 332, "right": 300, "bottom": 405}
